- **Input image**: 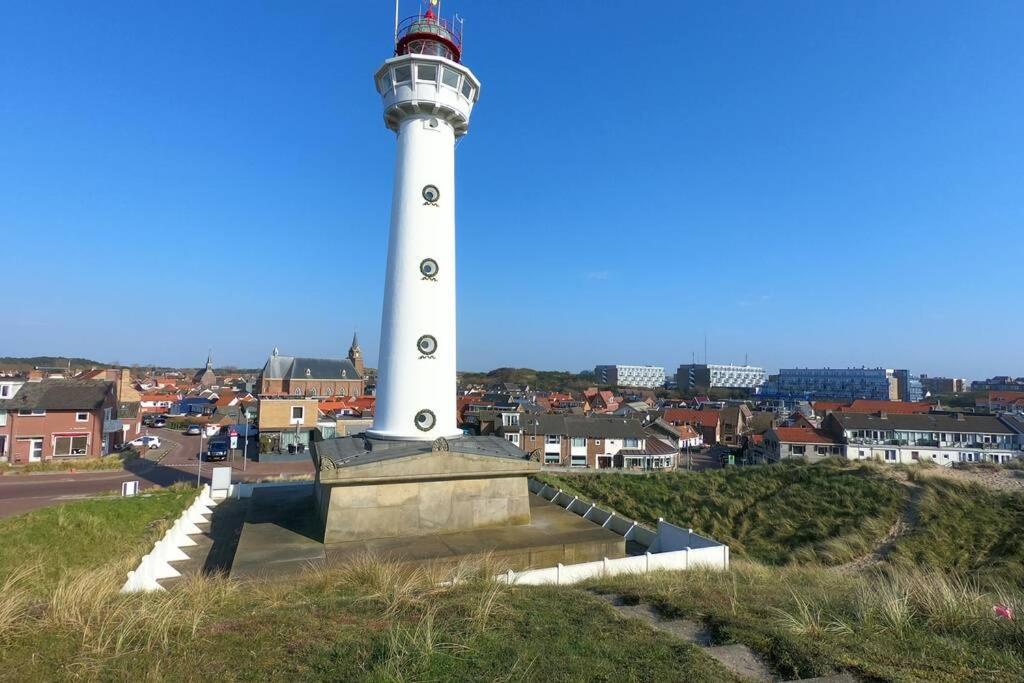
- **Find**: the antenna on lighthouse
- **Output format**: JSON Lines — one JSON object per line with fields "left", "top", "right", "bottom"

{"left": 394, "top": 0, "right": 400, "bottom": 45}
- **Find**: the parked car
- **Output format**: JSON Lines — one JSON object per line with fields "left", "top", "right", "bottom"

{"left": 129, "top": 436, "right": 162, "bottom": 450}
{"left": 142, "top": 414, "right": 156, "bottom": 427}
{"left": 184, "top": 424, "right": 202, "bottom": 436}
{"left": 205, "top": 439, "right": 229, "bottom": 462}
{"left": 152, "top": 416, "right": 168, "bottom": 428}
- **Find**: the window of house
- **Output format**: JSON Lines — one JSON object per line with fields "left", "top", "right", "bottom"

{"left": 502, "top": 413, "right": 520, "bottom": 427}
{"left": 394, "top": 65, "right": 411, "bottom": 83}
{"left": 416, "top": 64, "right": 437, "bottom": 82}
{"left": 544, "top": 453, "right": 560, "bottom": 465}
{"left": 545, "top": 435, "right": 560, "bottom": 445}
{"left": 911, "top": 451, "right": 919, "bottom": 460}
{"left": 816, "top": 446, "right": 827, "bottom": 455}
{"left": 791, "top": 445, "right": 806, "bottom": 455}
{"left": 885, "top": 450, "right": 897, "bottom": 461}
{"left": 571, "top": 437, "right": 586, "bottom": 448}
{"left": 441, "top": 67, "right": 460, "bottom": 89}
{"left": 18, "top": 408, "right": 45, "bottom": 416}
{"left": 291, "top": 406, "right": 305, "bottom": 421}
{"left": 595, "top": 439, "right": 602, "bottom": 445}
{"left": 624, "top": 438, "right": 639, "bottom": 448}
{"left": 570, "top": 454, "right": 587, "bottom": 467}
{"left": 0, "top": 385, "right": 11, "bottom": 398}
{"left": 54, "top": 435, "right": 88, "bottom": 457}
{"left": 505, "top": 433, "right": 521, "bottom": 447}
{"left": 75, "top": 412, "right": 90, "bottom": 422}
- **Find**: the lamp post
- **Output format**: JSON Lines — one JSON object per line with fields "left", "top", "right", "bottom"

{"left": 196, "top": 427, "right": 204, "bottom": 487}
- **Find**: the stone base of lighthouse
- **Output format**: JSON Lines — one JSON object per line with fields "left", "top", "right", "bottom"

{"left": 227, "top": 435, "right": 625, "bottom": 580}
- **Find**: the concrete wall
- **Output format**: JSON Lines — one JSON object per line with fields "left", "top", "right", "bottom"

{"left": 321, "top": 473, "right": 532, "bottom": 544}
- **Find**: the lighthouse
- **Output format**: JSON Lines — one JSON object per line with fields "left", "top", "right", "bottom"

{"left": 367, "top": 7, "right": 480, "bottom": 440}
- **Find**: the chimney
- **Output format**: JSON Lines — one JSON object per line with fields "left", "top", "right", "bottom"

{"left": 955, "top": 412, "right": 965, "bottom": 422}
{"left": 879, "top": 411, "right": 888, "bottom": 420}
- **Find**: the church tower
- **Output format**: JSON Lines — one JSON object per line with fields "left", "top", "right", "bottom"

{"left": 348, "top": 332, "right": 365, "bottom": 378}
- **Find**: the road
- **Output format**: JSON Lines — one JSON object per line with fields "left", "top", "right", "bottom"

{"left": 0, "top": 427, "right": 313, "bottom": 519}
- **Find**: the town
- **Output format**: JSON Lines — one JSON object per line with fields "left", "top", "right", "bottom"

{"left": 3, "top": 1, "right": 1022, "bottom": 681}
{"left": 2, "top": 353, "right": 1021, "bottom": 482}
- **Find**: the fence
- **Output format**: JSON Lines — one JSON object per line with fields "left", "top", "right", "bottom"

{"left": 120, "top": 484, "right": 218, "bottom": 593}
{"left": 502, "top": 479, "right": 729, "bottom": 586}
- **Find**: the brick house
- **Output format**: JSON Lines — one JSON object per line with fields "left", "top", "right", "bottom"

{"left": 0, "top": 379, "right": 118, "bottom": 464}
{"left": 662, "top": 407, "right": 721, "bottom": 445}
{"left": 257, "top": 397, "right": 321, "bottom": 455}
{"left": 500, "top": 414, "right": 669, "bottom": 469}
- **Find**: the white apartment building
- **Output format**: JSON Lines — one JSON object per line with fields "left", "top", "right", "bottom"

{"left": 676, "top": 364, "right": 767, "bottom": 391}
{"left": 595, "top": 364, "right": 666, "bottom": 389}
{"left": 827, "top": 412, "right": 1020, "bottom": 466}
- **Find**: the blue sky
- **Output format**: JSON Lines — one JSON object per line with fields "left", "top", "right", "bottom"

{"left": 2, "top": 1, "right": 1021, "bottom": 378}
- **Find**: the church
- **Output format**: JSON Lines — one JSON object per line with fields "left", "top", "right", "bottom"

{"left": 257, "top": 334, "right": 366, "bottom": 398}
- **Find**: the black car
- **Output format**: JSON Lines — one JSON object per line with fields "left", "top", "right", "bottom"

{"left": 205, "top": 439, "right": 229, "bottom": 462}
{"left": 142, "top": 414, "right": 156, "bottom": 427}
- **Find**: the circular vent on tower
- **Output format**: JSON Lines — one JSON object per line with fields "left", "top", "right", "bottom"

{"left": 419, "top": 258, "right": 439, "bottom": 278}
{"left": 422, "top": 184, "right": 440, "bottom": 203}
{"left": 417, "top": 334, "right": 438, "bottom": 356}
{"left": 414, "top": 409, "right": 436, "bottom": 432}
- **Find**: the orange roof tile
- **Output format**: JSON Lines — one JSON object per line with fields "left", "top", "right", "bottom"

{"left": 841, "top": 400, "right": 932, "bottom": 414}
{"left": 772, "top": 427, "right": 839, "bottom": 445}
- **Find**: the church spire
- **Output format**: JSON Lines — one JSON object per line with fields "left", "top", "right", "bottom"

{"left": 206, "top": 349, "right": 213, "bottom": 369}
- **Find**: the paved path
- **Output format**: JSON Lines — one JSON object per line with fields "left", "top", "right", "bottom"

{"left": 594, "top": 592, "right": 858, "bottom": 682}
{"left": 0, "top": 427, "right": 313, "bottom": 519}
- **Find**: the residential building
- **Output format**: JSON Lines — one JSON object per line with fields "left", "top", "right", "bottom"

{"left": 761, "top": 367, "right": 922, "bottom": 402}
{"left": 0, "top": 379, "right": 118, "bottom": 463}
{"left": 257, "top": 397, "right": 321, "bottom": 456}
{"left": 675, "top": 364, "right": 766, "bottom": 392}
{"left": 719, "top": 404, "right": 753, "bottom": 447}
{"left": 258, "top": 343, "right": 365, "bottom": 398}
{"left": 582, "top": 387, "right": 621, "bottom": 414}
{"left": 662, "top": 407, "right": 721, "bottom": 445}
{"left": 763, "top": 427, "right": 844, "bottom": 463}
{"left": 825, "top": 411, "right": 1020, "bottom": 465}
{"left": 920, "top": 376, "right": 967, "bottom": 395}
{"left": 594, "top": 364, "right": 666, "bottom": 389}
{"left": 971, "top": 376, "right": 1024, "bottom": 393}
{"left": 502, "top": 415, "right": 667, "bottom": 469}
{"left": 977, "top": 391, "right": 1024, "bottom": 414}
{"left": 893, "top": 369, "right": 924, "bottom": 402}
{"left": 0, "top": 377, "right": 25, "bottom": 401}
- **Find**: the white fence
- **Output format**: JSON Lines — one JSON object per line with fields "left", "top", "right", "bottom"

{"left": 120, "top": 484, "right": 219, "bottom": 593}
{"left": 502, "top": 479, "right": 729, "bottom": 586}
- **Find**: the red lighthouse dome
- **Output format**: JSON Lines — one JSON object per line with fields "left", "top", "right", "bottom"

{"left": 395, "top": 8, "right": 463, "bottom": 63}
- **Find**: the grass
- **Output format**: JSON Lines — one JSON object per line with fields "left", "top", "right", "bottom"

{"left": 588, "top": 562, "right": 1024, "bottom": 682}
{"left": 0, "top": 484, "right": 195, "bottom": 593}
{"left": 0, "top": 448, "right": 139, "bottom": 476}
{"left": 1, "top": 555, "right": 741, "bottom": 681}
{"left": 888, "top": 475, "right": 1024, "bottom": 585}
{"left": 539, "top": 460, "right": 907, "bottom": 565}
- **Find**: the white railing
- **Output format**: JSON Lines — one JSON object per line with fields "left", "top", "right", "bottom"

{"left": 120, "top": 484, "right": 218, "bottom": 593}
{"left": 506, "top": 479, "right": 729, "bottom": 586}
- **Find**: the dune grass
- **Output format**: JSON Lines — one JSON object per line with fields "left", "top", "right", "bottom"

{"left": 1, "top": 555, "right": 740, "bottom": 681}
{"left": 888, "top": 475, "right": 1024, "bottom": 585}
{"left": 538, "top": 461, "right": 906, "bottom": 565}
{"left": 589, "top": 561, "right": 1024, "bottom": 682}
{"left": 0, "top": 484, "right": 195, "bottom": 593}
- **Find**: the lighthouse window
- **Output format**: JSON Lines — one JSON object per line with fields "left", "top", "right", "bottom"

{"left": 441, "top": 68, "right": 460, "bottom": 89}
{"left": 460, "top": 80, "right": 473, "bottom": 99}
{"left": 416, "top": 64, "right": 438, "bottom": 82}
{"left": 394, "top": 65, "right": 412, "bottom": 84}
{"left": 378, "top": 72, "right": 392, "bottom": 93}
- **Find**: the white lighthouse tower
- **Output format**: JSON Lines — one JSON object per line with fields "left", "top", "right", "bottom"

{"left": 367, "top": 7, "right": 480, "bottom": 441}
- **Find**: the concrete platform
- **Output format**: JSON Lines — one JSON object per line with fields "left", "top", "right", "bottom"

{"left": 230, "top": 483, "right": 626, "bottom": 580}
